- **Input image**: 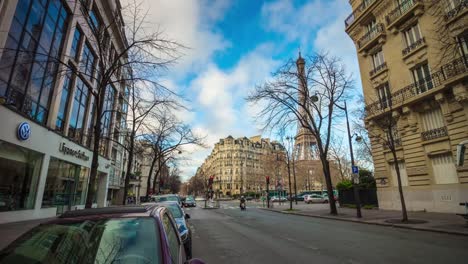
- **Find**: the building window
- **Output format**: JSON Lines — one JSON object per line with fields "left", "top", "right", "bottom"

{"left": 70, "top": 25, "right": 82, "bottom": 60}
{"left": 376, "top": 82, "right": 392, "bottom": 109}
{"left": 403, "top": 24, "right": 422, "bottom": 48}
{"left": 100, "top": 85, "right": 115, "bottom": 155}
{"left": 68, "top": 77, "right": 89, "bottom": 143}
{"left": 411, "top": 62, "right": 433, "bottom": 93}
{"left": 371, "top": 49, "right": 385, "bottom": 69}
{"left": 457, "top": 31, "right": 468, "bottom": 59}
{"left": 389, "top": 161, "right": 408, "bottom": 187}
{"left": 88, "top": 7, "right": 101, "bottom": 31}
{"left": 55, "top": 71, "right": 72, "bottom": 131}
{"left": 430, "top": 153, "right": 458, "bottom": 184}
{"left": 421, "top": 107, "right": 444, "bottom": 131}
{"left": 86, "top": 94, "right": 96, "bottom": 148}
{"left": 0, "top": 140, "right": 43, "bottom": 212}
{"left": 80, "top": 43, "right": 95, "bottom": 80}
{"left": 42, "top": 157, "right": 89, "bottom": 212}
{"left": 0, "top": 0, "right": 69, "bottom": 124}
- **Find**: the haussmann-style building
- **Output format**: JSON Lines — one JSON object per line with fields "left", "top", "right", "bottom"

{"left": 345, "top": 0, "right": 468, "bottom": 213}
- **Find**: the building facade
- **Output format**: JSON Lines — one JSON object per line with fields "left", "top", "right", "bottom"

{"left": 345, "top": 0, "right": 468, "bottom": 213}
{"left": 197, "top": 136, "right": 287, "bottom": 196}
{"left": 0, "top": 0, "right": 129, "bottom": 223}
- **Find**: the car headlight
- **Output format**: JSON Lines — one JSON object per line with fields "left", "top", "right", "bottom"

{"left": 180, "top": 229, "right": 189, "bottom": 241}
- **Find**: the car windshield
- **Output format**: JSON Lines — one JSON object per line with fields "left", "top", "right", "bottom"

{"left": 0, "top": 218, "right": 161, "bottom": 264}
{"left": 165, "top": 203, "right": 184, "bottom": 218}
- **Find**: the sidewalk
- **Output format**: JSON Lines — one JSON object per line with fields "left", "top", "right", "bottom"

{"left": 0, "top": 217, "right": 56, "bottom": 250}
{"left": 262, "top": 203, "right": 468, "bottom": 236}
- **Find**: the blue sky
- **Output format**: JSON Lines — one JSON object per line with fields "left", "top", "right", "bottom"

{"left": 140, "top": 0, "right": 361, "bottom": 181}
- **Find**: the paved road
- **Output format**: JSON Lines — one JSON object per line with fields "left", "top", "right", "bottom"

{"left": 185, "top": 201, "right": 468, "bottom": 264}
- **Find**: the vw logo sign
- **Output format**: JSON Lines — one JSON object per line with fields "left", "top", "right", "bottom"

{"left": 17, "top": 122, "right": 31, "bottom": 141}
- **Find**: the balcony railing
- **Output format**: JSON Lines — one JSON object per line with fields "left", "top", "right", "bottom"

{"left": 366, "top": 57, "right": 468, "bottom": 116}
{"left": 370, "top": 62, "right": 387, "bottom": 77}
{"left": 402, "top": 37, "right": 425, "bottom": 56}
{"left": 386, "top": 0, "right": 420, "bottom": 26}
{"left": 421, "top": 127, "right": 448, "bottom": 141}
{"left": 444, "top": 0, "right": 468, "bottom": 21}
{"left": 358, "top": 23, "right": 384, "bottom": 49}
{"left": 345, "top": 0, "right": 378, "bottom": 27}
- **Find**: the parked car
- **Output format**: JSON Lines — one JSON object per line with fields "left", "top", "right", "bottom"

{"left": 271, "top": 196, "right": 287, "bottom": 202}
{"left": 160, "top": 201, "right": 193, "bottom": 259}
{"left": 245, "top": 196, "right": 254, "bottom": 201}
{"left": 151, "top": 194, "right": 182, "bottom": 205}
{"left": 0, "top": 206, "right": 204, "bottom": 264}
{"left": 304, "top": 194, "right": 329, "bottom": 204}
{"left": 185, "top": 197, "right": 196, "bottom": 207}
{"left": 289, "top": 194, "right": 305, "bottom": 201}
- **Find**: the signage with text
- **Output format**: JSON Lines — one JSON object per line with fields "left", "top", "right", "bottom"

{"left": 59, "top": 142, "right": 90, "bottom": 161}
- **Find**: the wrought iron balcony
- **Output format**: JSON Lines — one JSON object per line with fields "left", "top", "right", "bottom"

{"left": 444, "top": 0, "right": 468, "bottom": 21}
{"left": 365, "top": 57, "right": 468, "bottom": 117}
{"left": 345, "top": 0, "right": 378, "bottom": 28}
{"left": 421, "top": 127, "right": 448, "bottom": 141}
{"left": 358, "top": 23, "right": 385, "bottom": 50}
{"left": 402, "top": 37, "right": 425, "bottom": 56}
{"left": 386, "top": 0, "right": 423, "bottom": 27}
{"left": 370, "top": 62, "right": 387, "bottom": 77}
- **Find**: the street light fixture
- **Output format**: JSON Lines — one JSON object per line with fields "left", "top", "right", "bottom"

{"left": 335, "top": 101, "right": 362, "bottom": 218}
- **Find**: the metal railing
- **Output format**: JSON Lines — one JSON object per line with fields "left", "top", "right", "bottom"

{"left": 421, "top": 127, "right": 448, "bottom": 141}
{"left": 366, "top": 57, "right": 468, "bottom": 116}
{"left": 444, "top": 0, "right": 468, "bottom": 21}
{"left": 345, "top": 0, "right": 378, "bottom": 27}
{"left": 370, "top": 62, "right": 387, "bottom": 77}
{"left": 386, "top": 0, "right": 420, "bottom": 26}
{"left": 402, "top": 37, "right": 425, "bottom": 56}
{"left": 358, "top": 23, "right": 384, "bottom": 49}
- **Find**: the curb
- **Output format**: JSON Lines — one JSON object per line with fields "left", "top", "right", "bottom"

{"left": 260, "top": 208, "right": 468, "bottom": 237}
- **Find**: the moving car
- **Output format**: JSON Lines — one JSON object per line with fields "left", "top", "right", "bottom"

{"left": 160, "top": 201, "right": 193, "bottom": 259}
{"left": 304, "top": 194, "right": 329, "bottom": 204}
{"left": 184, "top": 197, "right": 197, "bottom": 207}
{"left": 0, "top": 206, "right": 204, "bottom": 264}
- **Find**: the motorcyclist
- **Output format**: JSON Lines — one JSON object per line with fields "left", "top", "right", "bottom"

{"left": 240, "top": 196, "right": 246, "bottom": 209}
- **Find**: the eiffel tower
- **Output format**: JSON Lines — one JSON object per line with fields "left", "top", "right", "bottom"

{"left": 294, "top": 52, "right": 318, "bottom": 161}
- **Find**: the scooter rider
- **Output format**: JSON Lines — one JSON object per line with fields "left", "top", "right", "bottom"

{"left": 240, "top": 196, "right": 246, "bottom": 209}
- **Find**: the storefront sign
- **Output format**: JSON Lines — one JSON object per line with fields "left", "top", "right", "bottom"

{"left": 59, "top": 142, "right": 90, "bottom": 161}
{"left": 17, "top": 122, "right": 31, "bottom": 141}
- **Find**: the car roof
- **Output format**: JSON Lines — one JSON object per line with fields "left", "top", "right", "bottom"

{"left": 59, "top": 205, "right": 157, "bottom": 218}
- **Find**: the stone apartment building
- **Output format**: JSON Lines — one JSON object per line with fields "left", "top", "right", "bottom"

{"left": 0, "top": 0, "right": 129, "bottom": 223}
{"left": 345, "top": 0, "right": 468, "bottom": 213}
{"left": 197, "top": 135, "right": 287, "bottom": 196}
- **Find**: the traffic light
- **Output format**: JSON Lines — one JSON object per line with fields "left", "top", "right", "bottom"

{"left": 159, "top": 179, "right": 164, "bottom": 187}
{"left": 266, "top": 176, "right": 270, "bottom": 185}
{"left": 208, "top": 176, "right": 214, "bottom": 187}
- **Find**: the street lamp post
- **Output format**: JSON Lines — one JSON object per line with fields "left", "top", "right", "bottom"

{"left": 336, "top": 101, "right": 362, "bottom": 218}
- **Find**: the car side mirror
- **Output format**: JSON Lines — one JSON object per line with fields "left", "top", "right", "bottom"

{"left": 185, "top": 213, "right": 191, "bottom": 219}
{"left": 185, "top": 258, "right": 205, "bottom": 264}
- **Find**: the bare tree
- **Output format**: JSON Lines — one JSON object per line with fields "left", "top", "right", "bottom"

{"left": 143, "top": 110, "right": 205, "bottom": 197}
{"left": 247, "top": 52, "right": 353, "bottom": 215}
{"left": 329, "top": 137, "right": 352, "bottom": 182}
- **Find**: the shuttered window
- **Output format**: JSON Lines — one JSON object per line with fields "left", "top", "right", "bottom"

{"left": 420, "top": 107, "right": 445, "bottom": 131}
{"left": 390, "top": 161, "right": 408, "bottom": 187}
{"left": 431, "top": 153, "right": 458, "bottom": 184}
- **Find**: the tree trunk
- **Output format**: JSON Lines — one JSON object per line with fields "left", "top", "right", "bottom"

{"left": 122, "top": 131, "right": 135, "bottom": 205}
{"left": 85, "top": 90, "right": 105, "bottom": 209}
{"left": 146, "top": 155, "right": 157, "bottom": 197}
{"left": 292, "top": 158, "right": 298, "bottom": 205}
{"left": 391, "top": 148, "right": 408, "bottom": 222}
{"left": 322, "top": 158, "right": 338, "bottom": 215}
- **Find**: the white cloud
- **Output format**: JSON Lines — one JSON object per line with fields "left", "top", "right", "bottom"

{"left": 133, "top": 0, "right": 231, "bottom": 76}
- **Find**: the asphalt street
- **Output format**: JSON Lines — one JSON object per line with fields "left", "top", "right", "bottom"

{"left": 185, "top": 201, "right": 468, "bottom": 264}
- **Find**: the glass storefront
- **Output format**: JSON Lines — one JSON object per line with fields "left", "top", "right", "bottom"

{"left": 42, "top": 157, "right": 89, "bottom": 214}
{"left": 0, "top": 140, "right": 43, "bottom": 212}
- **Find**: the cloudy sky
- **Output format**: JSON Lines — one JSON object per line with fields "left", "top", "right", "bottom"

{"left": 136, "top": 0, "right": 361, "bottom": 181}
